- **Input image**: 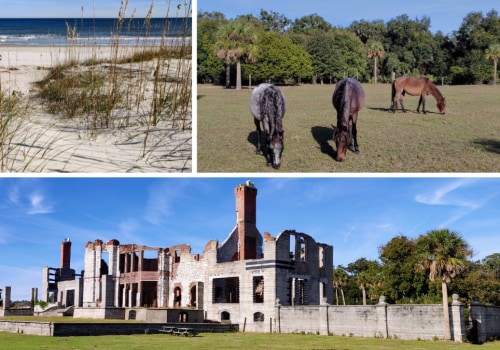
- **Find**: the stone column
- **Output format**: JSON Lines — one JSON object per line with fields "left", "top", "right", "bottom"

{"left": 2, "top": 286, "right": 11, "bottom": 310}
{"left": 318, "top": 297, "right": 329, "bottom": 335}
{"left": 450, "top": 294, "right": 465, "bottom": 342}
{"left": 376, "top": 296, "right": 389, "bottom": 338}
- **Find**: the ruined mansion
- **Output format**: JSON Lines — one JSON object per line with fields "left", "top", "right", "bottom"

{"left": 41, "top": 181, "right": 334, "bottom": 332}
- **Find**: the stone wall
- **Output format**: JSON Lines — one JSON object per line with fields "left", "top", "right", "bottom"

{"left": 469, "top": 297, "right": 500, "bottom": 344}
{"left": 73, "top": 307, "right": 125, "bottom": 319}
{"left": 276, "top": 297, "right": 465, "bottom": 341}
{"left": 0, "top": 320, "right": 238, "bottom": 336}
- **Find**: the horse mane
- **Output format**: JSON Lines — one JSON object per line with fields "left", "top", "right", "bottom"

{"left": 335, "top": 79, "right": 353, "bottom": 131}
{"left": 427, "top": 79, "right": 444, "bottom": 101}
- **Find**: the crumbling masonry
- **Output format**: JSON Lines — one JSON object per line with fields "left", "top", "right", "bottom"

{"left": 48, "top": 181, "right": 333, "bottom": 332}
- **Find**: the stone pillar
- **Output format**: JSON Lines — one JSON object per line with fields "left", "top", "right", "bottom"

{"left": 3, "top": 286, "right": 11, "bottom": 310}
{"left": 41, "top": 267, "right": 50, "bottom": 302}
{"left": 122, "top": 286, "right": 127, "bottom": 308}
{"left": 376, "top": 296, "right": 389, "bottom": 338}
{"left": 31, "top": 288, "right": 38, "bottom": 306}
{"left": 469, "top": 296, "right": 486, "bottom": 344}
{"left": 318, "top": 297, "right": 329, "bottom": 335}
{"left": 450, "top": 294, "right": 465, "bottom": 342}
{"left": 128, "top": 288, "right": 133, "bottom": 307}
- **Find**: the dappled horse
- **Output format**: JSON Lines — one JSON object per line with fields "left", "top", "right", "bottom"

{"left": 250, "top": 83, "right": 285, "bottom": 169}
{"left": 332, "top": 78, "right": 365, "bottom": 161}
{"left": 391, "top": 77, "right": 446, "bottom": 114}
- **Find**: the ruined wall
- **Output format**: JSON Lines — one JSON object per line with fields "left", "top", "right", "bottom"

{"left": 168, "top": 244, "right": 207, "bottom": 308}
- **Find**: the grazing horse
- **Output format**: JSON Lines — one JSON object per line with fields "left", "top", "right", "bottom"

{"left": 391, "top": 77, "right": 446, "bottom": 114}
{"left": 332, "top": 78, "right": 365, "bottom": 161}
{"left": 250, "top": 83, "right": 286, "bottom": 169}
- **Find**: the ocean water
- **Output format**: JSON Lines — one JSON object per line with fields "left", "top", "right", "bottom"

{"left": 0, "top": 17, "right": 191, "bottom": 46}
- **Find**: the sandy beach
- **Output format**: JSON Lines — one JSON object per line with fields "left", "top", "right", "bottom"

{"left": 0, "top": 45, "right": 192, "bottom": 173}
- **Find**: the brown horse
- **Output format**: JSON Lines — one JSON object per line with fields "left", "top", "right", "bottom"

{"left": 391, "top": 77, "right": 446, "bottom": 114}
{"left": 332, "top": 78, "right": 365, "bottom": 161}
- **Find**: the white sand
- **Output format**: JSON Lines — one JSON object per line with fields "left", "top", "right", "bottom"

{"left": 0, "top": 46, "right": 192, "bottom": 173}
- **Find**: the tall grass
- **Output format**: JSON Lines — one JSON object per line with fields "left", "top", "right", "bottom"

{"left": 1, "top": 0, "right": 191, "bottom": 172}
{"left": 0, "top": 82, "right": 70, "bottom": 172}
{"left": 36, "top": 0, "right": 192, "bottom": 157}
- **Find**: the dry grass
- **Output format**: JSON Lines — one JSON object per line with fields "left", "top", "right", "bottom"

{"left": 0, "top": 0, "right": 192, "bottom": 172}
{"left": 197, "top": 83, "right": 500, "bottom": 173}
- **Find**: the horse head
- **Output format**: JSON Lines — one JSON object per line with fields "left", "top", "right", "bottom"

{"left": 268, "top": 131, "right": 284, "bottom": 169}
{"left": 332, "top": 124, "right": 350, "bottom": 162}
{"left": 437, "top": 97, "right": 446, "bottom": 114}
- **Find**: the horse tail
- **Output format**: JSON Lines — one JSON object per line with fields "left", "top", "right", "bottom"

{"left": 260, "top": 85, "right": 285, "bottom": 137}
{"left": 391, "top": 79, "right": 396, "bottom": 101}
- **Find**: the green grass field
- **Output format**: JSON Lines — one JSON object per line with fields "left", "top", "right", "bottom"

{"left": 197, "top": 83, "right": 500, "bottom": 173}
{"left": 1, "top": 331, "right": 499, "bottom": 349}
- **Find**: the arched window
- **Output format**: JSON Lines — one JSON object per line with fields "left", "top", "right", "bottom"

{"left": 221, "top": 311, "right": 230, "bottom": 322}
{"left": 253, "top": 312, "right": 264, "bottom": 322}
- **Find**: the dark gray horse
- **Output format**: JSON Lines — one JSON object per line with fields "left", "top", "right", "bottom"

{"left": 332, "top": 78, "right": 365, "bottom": 161}
{"left": 250, "top": 83, "right": 285, "bottom": 169}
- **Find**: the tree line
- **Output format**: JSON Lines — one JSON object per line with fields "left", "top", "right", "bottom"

{"left": 334, "top": 228, "right": 499, "bottom": 341}
{"left": 198, "top": 9, "right": 500, "bottom": 87}
{"left": 334, "top": 229, "right": 499, "bottom": 307}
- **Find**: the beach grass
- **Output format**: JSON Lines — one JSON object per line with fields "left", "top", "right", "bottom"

{"left": 197, "top": 83, "right": 500, "bottom": 173}
{"left": 0, "top": 0, "right": 192, "bottom": 172}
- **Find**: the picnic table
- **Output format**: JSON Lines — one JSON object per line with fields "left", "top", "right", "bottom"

{"left": 158, "top": 326, "right": 198, "bottom": 337}
{"left": 158, "top": 326, "right": 176, "bottom": 334}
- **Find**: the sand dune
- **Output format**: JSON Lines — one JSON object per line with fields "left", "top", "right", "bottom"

{"left": 0, "top": 45, "right": 192, "bottom": 173}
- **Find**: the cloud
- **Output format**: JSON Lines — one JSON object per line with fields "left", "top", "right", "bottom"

{"left": 5, "top": 181, "right": 54, "bottom": 215}
{"left": 27, "top": 192, "right": 54, "bottom": 215}
{"left": 415, "top": 178, "right": 479, "bottom": 208}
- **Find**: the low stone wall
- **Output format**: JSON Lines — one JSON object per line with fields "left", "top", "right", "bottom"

{"left": 0, "top": 320, "right": 53, "bottom": 336}
{"left": 0, "top": 309, "right": 33, "bottom": 317}
{"left": 73, "top": 307, "right": 125, "bottom": 319}
{"left": 0, "top": 321, "right": 238, "bottom": 336}
{"left": 276, "top": 297, "right": 465, "bottom": 341}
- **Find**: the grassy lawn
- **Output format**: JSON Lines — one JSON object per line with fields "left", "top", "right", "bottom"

{"left": 197, "top": 83, "right": 500, "bottom": 173}
{"left": 1, "top": 331, "right": 499, "bottom": 349}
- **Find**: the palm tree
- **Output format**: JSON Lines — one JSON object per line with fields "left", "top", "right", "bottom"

{"left": 356, "top": 271, "right": 371, "bottom": 306}
{"left": 333, "top": 266, "right": 348, "bottom": 305}
{"left": 416, "top": 229, "right": 471, "bottom": 341}
{"left": 485, "top": 44, "right": 500, "bottom": 86}
{"left": 367, "top": 41, "right": 385, "bottom": 84}
{"left": 214, "top": 20, "right": 258, "bottom": 89}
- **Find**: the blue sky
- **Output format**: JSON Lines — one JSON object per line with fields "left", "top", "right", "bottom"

{"left": 1, "top": 177, "right": 499, "bottom": 300}
{"left": 0, "top": 0, "right": 189, "bottom": 18}
{"left": 198, "top": 0, "right": 499, "bottom": 35}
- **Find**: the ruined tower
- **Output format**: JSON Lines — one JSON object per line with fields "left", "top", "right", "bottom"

{"left": 60, "top": 238, "right": 71, "bottom": 269}
{"left": 234, "top": 181, "right": 262, "bottom": 260}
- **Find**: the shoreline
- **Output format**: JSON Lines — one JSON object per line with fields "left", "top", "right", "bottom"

{"left": 0, "top": 44, "right": 192, "bottom": 173}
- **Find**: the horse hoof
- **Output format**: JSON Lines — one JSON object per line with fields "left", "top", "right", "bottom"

{"left": 255, "top": 150, "right": 263, "bottom": 155}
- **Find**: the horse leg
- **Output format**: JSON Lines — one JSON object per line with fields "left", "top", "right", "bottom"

{"left": 417, "top": 95, "right": 425, "bottom": 114}
{"left": 421, "top": 95, "right": 427, "bottom": 114}
{"left": 400, "top": 97, "right": 406, "bottom": 113}
{"left": 254, "top": 117, "right": 263, "bottom": 154}
{"left": 265, "top": 137, "right": 273, "bottom": 167}
{"left": 348, "top": 116, "right": 359, "bottom": 154}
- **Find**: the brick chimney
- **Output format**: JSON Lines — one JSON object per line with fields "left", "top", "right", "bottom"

{"left": 60, "top": 238, "right": 71, "bottom": 269}
{"left": 234, "top": 181, "right": 261, "bottom": 260}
